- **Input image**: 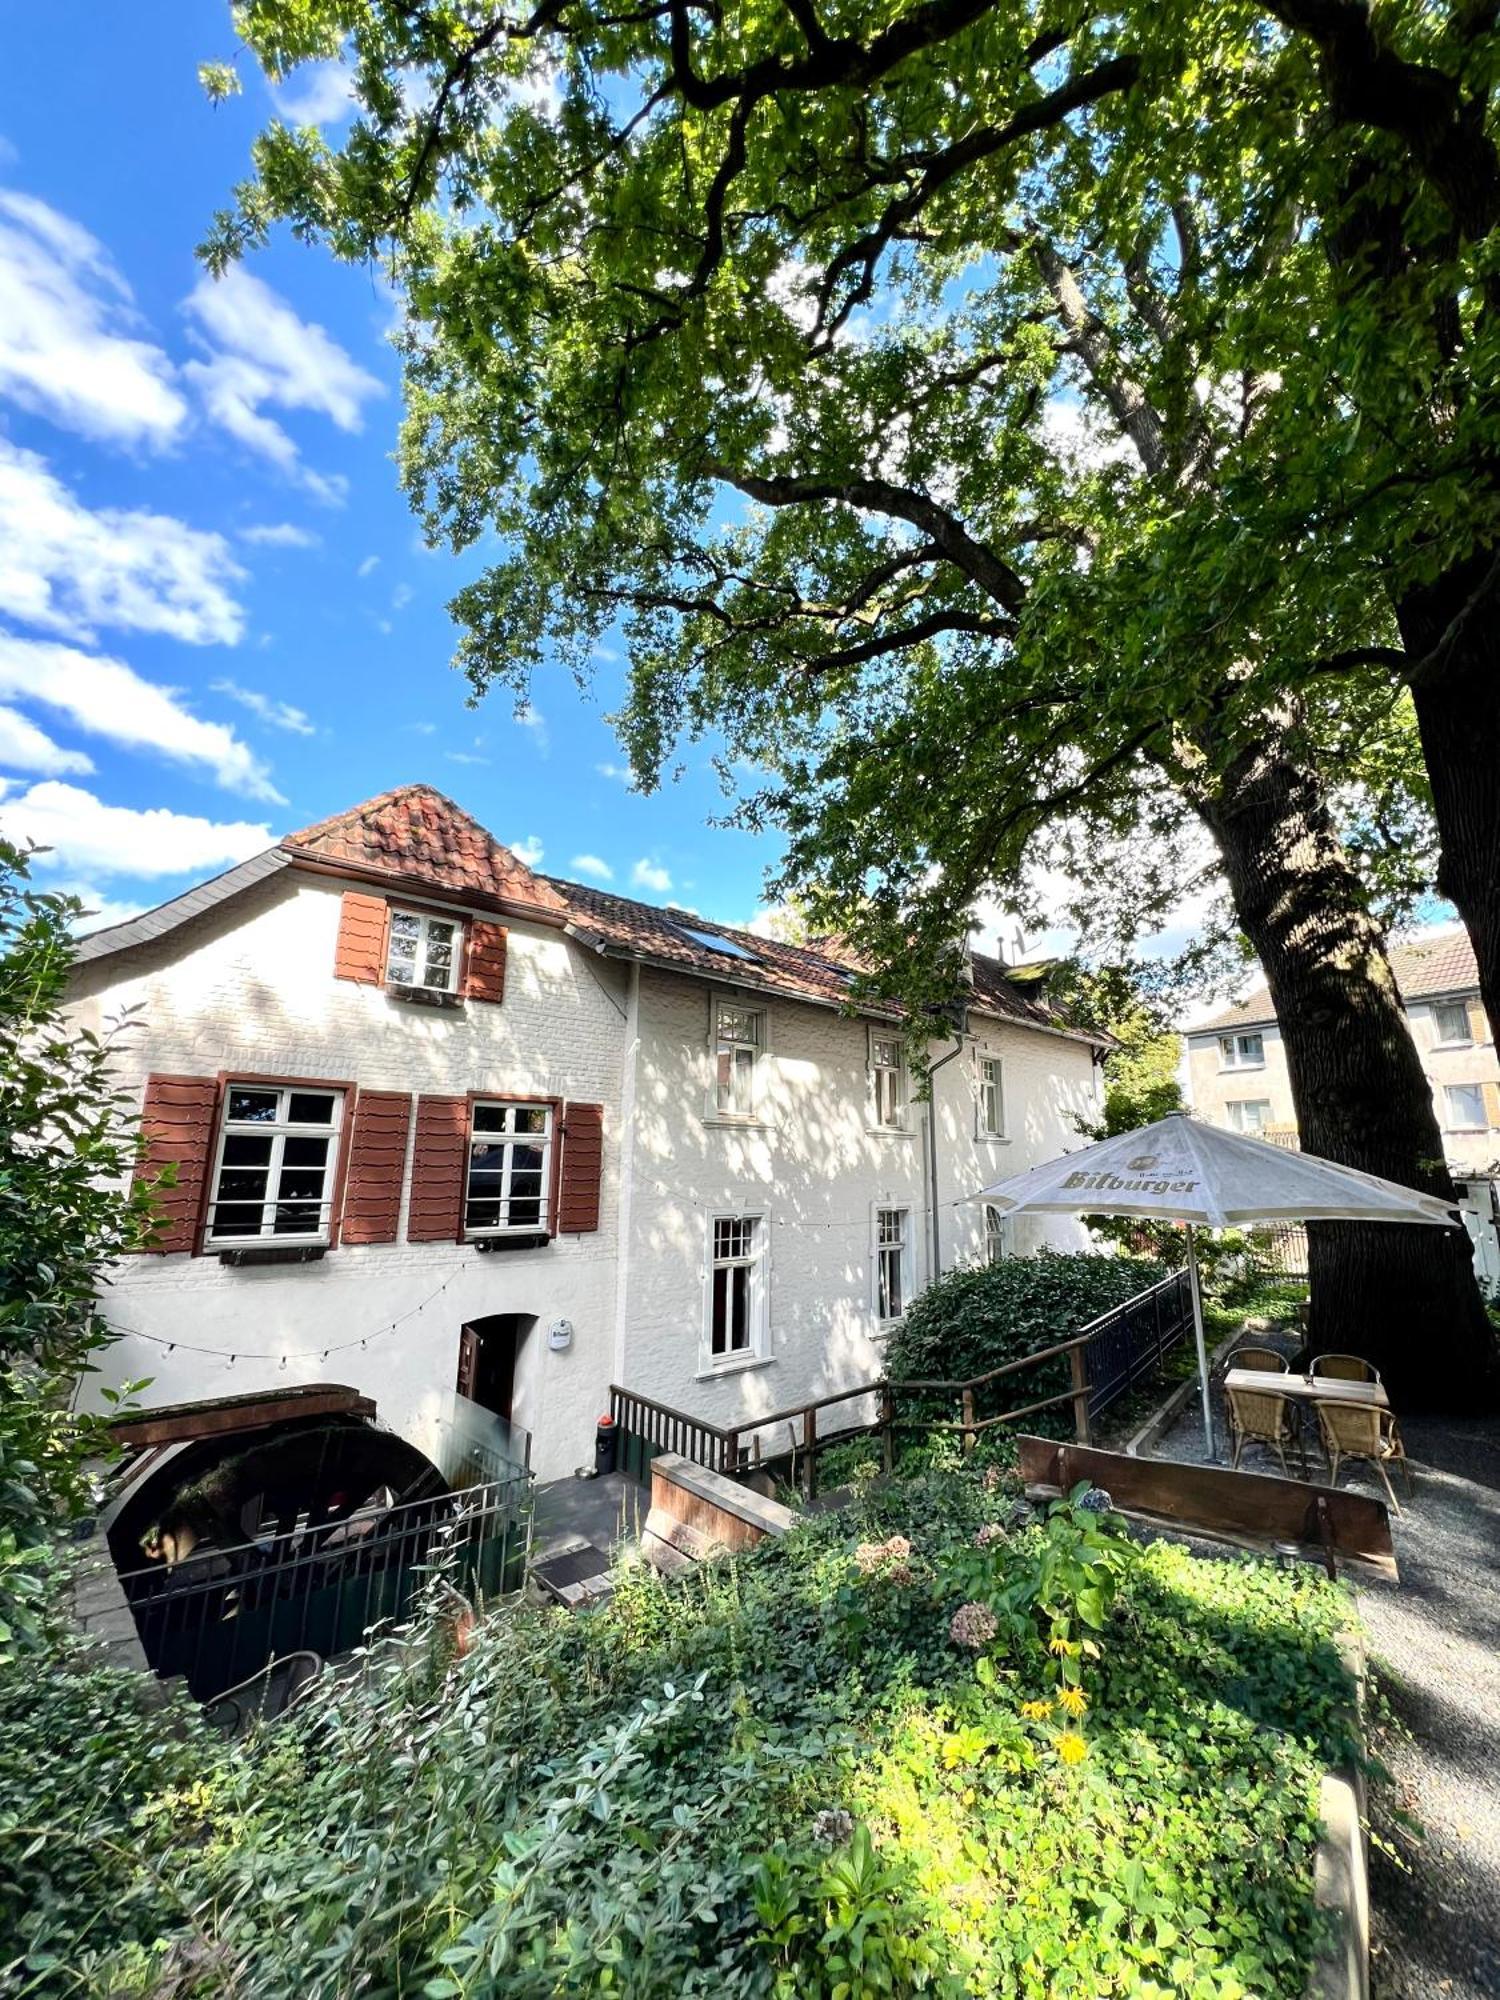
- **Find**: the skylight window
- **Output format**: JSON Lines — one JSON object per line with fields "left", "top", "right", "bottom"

{"left": 670, "top": 921, "right": 762, "bottom": 963}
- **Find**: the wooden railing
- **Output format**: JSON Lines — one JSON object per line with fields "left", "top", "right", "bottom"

{"left": 610, "top": 1270, "right": 1196, "bottom": 1499}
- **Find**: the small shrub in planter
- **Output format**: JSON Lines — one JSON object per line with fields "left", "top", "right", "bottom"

{"left": 885, "top": 1251, "right": 1169, "bottom": 1422}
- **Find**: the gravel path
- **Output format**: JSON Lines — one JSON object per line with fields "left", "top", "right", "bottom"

{"left": 1152, "top": 1376, "right": 1500, "bottom": 1998}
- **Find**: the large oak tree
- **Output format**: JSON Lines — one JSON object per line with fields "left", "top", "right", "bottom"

{"left": 208, "top": 0, "right": 1498, "bottom": 1389}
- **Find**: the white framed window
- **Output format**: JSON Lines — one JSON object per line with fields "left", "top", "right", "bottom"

{"left": 712, "top": 999, "right": 764, "bottom": 1119}
{"left": 873, "top": 1206, "right": 913, "bottom": 1324}
{"left": 977, "top": 1054, "right": 1005, "bottom": 1137}
{"left": 706, "top": 1211, "right": 767, "bottom": 1364}
{"left": 466, "top": 1101, "right": 553, "bottom": 1234}
{"left": 984, "top": 1203, "right": 1008, "bottom": 1266}
{"left": 387, "top": 906, "right": 463, "bottom": 993}
{"left": 1225, "top": 1098, "right": 1273, "bottom": 1135}
{"left": 1444, "top": 1083, "right": 1488, "bottom": 1132}
{"left": 1432, "top": 1000, "right": 1473, "bottom": 1047}
{"left": 1218, "top": 1031, "right": 1265, "bottom": 1070}
{"left": 869, "top": 1029, "right": 906, "bottom": 1129}
{"left": 207, "top": 1083, "right": 345, "bottom": 1246}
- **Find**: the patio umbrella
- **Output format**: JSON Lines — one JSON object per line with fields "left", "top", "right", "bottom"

{"left": 972, "top": 1111, "right": 1458, "bottom": 1458}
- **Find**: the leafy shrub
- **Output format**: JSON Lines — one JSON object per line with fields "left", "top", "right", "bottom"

{"left": 886, "top": 1252, "right": 1169, "bottom": 1421}
{"left": 6, "top": 1472, "right": 1356, "bottom": 1999}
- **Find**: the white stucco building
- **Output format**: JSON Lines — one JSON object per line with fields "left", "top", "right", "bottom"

{"left": 71, "top": 786, "right": 1105, "bottom": 1482}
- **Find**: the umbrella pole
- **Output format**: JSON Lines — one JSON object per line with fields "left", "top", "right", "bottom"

{"left": 1185, "top": 1224, "right": 1216, "bottom": 1460}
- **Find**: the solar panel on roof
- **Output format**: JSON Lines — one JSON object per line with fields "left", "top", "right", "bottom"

{"left": 669, "top": 921, "right": 762, "bottom": 963}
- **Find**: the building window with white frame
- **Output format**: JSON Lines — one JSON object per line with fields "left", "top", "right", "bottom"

{"left": 466, "top": 1101, "right": 553, "bottom": 1234}
{"left": 1224, "top": 1098, "right": 1273, "bottom": 1135}
{"left": 208, "top": 1084, "right": 345, "bottom": 1245}
{"left": 1444, "top": 1083, "right": 1488, "bottom": 1132}
{"left": 977, "top": 1054, "right": 1005, "bottom": 1137}
{"left": 708, "top": 1213, "right": 765, "bottom": 1362}
{"left": 712, "top": 1000, "right": 763, "bottom": 1118}
{"left": 874, "top": 1206, "right": 912, "bottom": 1323}
{"left": 1432, "top": 1000, "right": 1474, "bottom": 1047}
{"left": 870, "top": 1030, "right": 905, "bottom": 1129}
{"left": 387, "top": 906, "right": 462, "bottom": 993}
{"left": 1218, "top": 1031, "right": 1265, "bottom": 1070}
{"left": 984, "top": 1203, "right": 1008, "bottom": 1266}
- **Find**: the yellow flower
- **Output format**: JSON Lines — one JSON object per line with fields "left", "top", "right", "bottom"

{"left": 1057, "top": 1687, "right": 1088, "bottom": 1717}
{"left": 1048, "top": 1634, "right": 1079, "bottom": 1658}
{"left": 1019, "top": 1699, "right": 1054, "bottom": 1722}
{"left": 1056, "top": 1732, "right": 1088, "bottom": 1766}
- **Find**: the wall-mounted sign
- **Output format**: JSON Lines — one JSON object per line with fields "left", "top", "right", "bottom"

{"left": 548, "top": 1318, "right": 574, "bottom": 1353}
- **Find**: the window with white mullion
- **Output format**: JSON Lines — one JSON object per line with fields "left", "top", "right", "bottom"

{"left": 869, "top": 1030, "right": 905, "bottom": 1129}
{"left": 386, "top": 907, "right": 462, "bottom": 993}
{"left": 1432, "top": 1000, "right": 1473, "bottom": 1047}
{"left": 466, "top": 1102, "right": 553, "bottom": 1235}
{"left": 874, "top": 1206, "right": 912, "bottom": 1323}
{"left": 1218, "top": 1031, "right": 1265, "bottom": 1070}
{"left": 713, "top": 1001, "right": 763, "bottom": 1118}
{"left": 208, "top": 1085, "right": 343, "bottom": 1245}
{"left": 708, "top": 1213, "right": 763, "bottom": 1361}
{"left": 977, "top": 1055, "right": 1005, "bottom": 1137}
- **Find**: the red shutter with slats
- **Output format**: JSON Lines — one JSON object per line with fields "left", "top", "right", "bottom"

{"left": 462, "top": 920, "right": 507, "bottom": 1003}
{"left": 334, "top": 891, "right": 389, "bottom": 985}
{"left": 557, "top": 1101, "right": 604, "bottom": 1233}
{"left": 340, "top": 1091, "right": 412, "bottom": 1245}
{"left": 407, "top": 1094, "right": 469, "bottom": 1242}
{"left": 134, "top": 1074, "right": 219, "bottom": 1254}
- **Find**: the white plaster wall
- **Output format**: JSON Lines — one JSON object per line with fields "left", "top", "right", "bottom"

{"left": 617, "top": 973, "right": 1102, "bottom": 1452}
{"left": 71, "top": 873, "right": 626, "bottom": 1482}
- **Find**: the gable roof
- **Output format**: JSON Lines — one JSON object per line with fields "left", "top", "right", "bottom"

{"left": 282, "top": 784, "right": 568, "bottom": 918}
{"left": 69, "top": 784, "right": 1100, "bottom": 1045}
{"left": 1190, "top": 927, "right": 1480, "bottom": 1035}
{"left": 550, "top": 877, "right": 1096, "bottom": 1042}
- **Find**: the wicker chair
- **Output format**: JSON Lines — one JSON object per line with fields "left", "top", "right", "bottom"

{"left": 1315, "top": 1400, "right": 1412, "bottom": 1516}
{"left": 1227, "top": 1346, "right": 1289, "bottom": 1374}
{"left": 1310, "top": 1352, "right": 1382, "bottom": 1385}
{"left": 1226, "top": 1383, "right": 1300, "bottom": 1478}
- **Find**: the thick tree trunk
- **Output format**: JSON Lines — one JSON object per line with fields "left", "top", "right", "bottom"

{"left": 1196, "top": 737, "right": 1495, "bottom": 1404}
{"left": 1398, "top": 552, "right": 1500, "bottom": 1047}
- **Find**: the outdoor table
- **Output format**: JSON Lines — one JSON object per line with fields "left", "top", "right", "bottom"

{"left": 1223, "top": 1369, "right": 1389, "bottom": 1412}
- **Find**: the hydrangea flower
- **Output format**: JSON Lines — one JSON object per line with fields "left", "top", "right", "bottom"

{"left": 811, "top": 1807, "right": 856, "bottom": 1846}
{"left": 949, "top": 1601, "right": 999, "bottom": 1651}
{"left": 973, "top": 1522, "right": 1005, "bottom": 1549}
{"left": 1076, "top": 1487, "right": 1114, "bottom": 1516}
{"left": 854, "top": 1534, "right": 912, "bottom": 1575}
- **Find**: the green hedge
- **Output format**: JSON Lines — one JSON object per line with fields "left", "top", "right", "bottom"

{"left": 885, "top": 1252, "right": 1170, "bottom": 1420}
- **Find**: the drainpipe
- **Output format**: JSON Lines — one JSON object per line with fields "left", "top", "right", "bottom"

{"left": 925, "top": 1015, "right": 968, "bottom": 1283}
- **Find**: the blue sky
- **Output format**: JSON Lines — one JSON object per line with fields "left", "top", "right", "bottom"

{"left": 0, "top": 7, "right": 775, "bottom": 934}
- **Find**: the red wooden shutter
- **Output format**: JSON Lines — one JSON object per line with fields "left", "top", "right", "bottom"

{"left": 340, "top": 1091, "right": 412, "bottom": 1245}
{"left": 462, "top": 920, "right": 507, "bottom": 1003}
{"left": 134, "top": 1074, "right": 219, "bottom": 1254}
{"left": 407, "top": 1094, "right": 469, "bottom": 1242}
{"left": 334, "top": 891, "right": 389, "bottom": 985}
{"left": 557, "top": 1101, "right": 604, "bottom": 1233}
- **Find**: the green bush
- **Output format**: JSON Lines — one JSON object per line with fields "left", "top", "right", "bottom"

{"left": 4, "top": 1472, "right": 1357, "bottom": 1999}
{"left": 885, "top": 1252, "right": 1169, "bottom": 1421}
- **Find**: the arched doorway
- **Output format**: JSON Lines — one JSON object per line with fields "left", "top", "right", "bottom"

{"left": 456, "top": 1312, "right": 535, "bottom": 1422}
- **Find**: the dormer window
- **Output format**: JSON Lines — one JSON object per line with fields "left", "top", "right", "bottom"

{"left": 387, "top": 908, "right": 462, "bottom": 994}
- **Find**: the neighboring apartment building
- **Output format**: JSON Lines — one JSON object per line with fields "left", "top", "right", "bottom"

{"left": 70, "top": 786, "right": 1105, "bottom": 1482}
{"left": 1183, "top": 929, "right": 1500, "bottom": 1173}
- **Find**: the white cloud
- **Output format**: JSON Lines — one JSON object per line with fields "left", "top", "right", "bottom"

{"left": 569, "top": 853, "right": 613, "bottom": 881}
{"left": 0, "top": 190, "right": 187, "bottom": 450}
{"left": 391, "top": 582, "right": 412, "bottom": 610}
{"left": 515, "top": 703, "right": 549, "bottom": 755}
{"left": 0, "top": 636, "right": 282, "bottom": 800}
{"left": 445, "top": 749, "right": 488, "bottom": 766}
{"left": 357, "top": 554, "right": 379, "bottom": 578}
{"left": 210, "top": 677, "right": 315, "bottom": 736}
{"left": 0, "top": 440, "right": 244, "bottom": 646}
{"left": 631, "top": 857, "right": 672, "bottom": 894}
{"left": 0, "top": 781, "right": 272, "bottom": 878}
{"left": 596, "top": 760, "right": 636, "bottom": 787}
{"left": 239, "top": 521, "right": 319, "bottom": 549}
{"left": 273, "top": 59, "right": 358, "bottom": 127}
{"left": 407, "top": 719, "right": 436, "bottom": 734}
{"left": 0, "top": 704, "right": 93, "bottom": 776}
{"left": 63, "top": 882, "right": 150, "bottom": 933}
{"left": 510, "top": 834, "right": 545, "bottom": 867}
{"left": 183, "top": 268, "right": 383, "bottom": 502}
